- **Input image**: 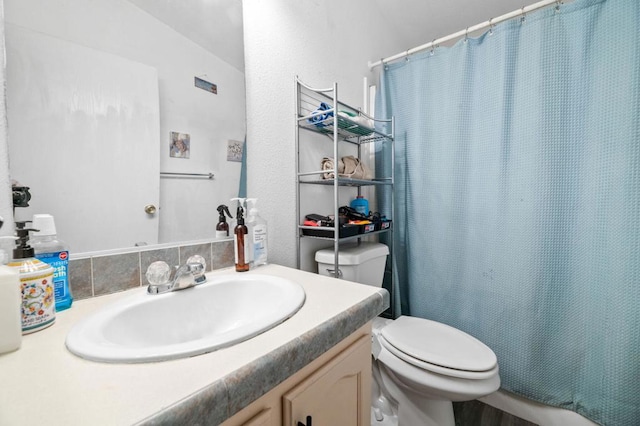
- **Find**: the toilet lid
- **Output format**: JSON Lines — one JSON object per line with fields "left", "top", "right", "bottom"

{"left": 380, "top": 316, "right": 497, "bottom": 372}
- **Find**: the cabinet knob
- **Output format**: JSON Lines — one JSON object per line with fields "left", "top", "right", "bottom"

{"left": 297, "top": 415, "right": 312, "bottom": 426}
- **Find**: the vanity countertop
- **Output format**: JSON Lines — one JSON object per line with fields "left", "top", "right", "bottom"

{"left": 0, "top": 264, "right": 388, "bottom": 425}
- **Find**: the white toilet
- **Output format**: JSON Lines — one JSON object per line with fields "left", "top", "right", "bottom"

{"left": 316, "top": 243, "right": 501, "bottom": 426}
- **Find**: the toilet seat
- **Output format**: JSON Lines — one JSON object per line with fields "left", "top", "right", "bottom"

{"left": 379, "top": 316, "right": 498, "bottom": 380}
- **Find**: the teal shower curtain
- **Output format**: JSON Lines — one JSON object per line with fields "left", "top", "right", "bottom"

{"left": 375, "top": 0, "right": 639, "bottom": 424}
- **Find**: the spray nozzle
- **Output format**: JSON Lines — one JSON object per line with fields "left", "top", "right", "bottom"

{"left": 12, "top": 221, "right": 38, "bottom": 259}
{"left": 231, "top": 198, "right": 246, "bottom": 222}
{"left": 217, "top": 205, "right": 233, "bottom": 222}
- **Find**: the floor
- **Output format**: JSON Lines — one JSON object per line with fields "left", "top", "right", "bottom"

{"left": 453, "top": 400, "right": 538, "bottom": 426}
{"left": 371, "top": 400, "right": 538, "bottom": 426}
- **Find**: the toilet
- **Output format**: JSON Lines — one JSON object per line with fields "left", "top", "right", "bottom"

{"left": 316, "top": 243, "right": 501, "bottom": 426}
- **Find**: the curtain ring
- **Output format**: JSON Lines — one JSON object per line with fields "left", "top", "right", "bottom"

{"left": 520, "top": 6, "right": 526, "bottom": 23}
{"left": 555, "top": 0, "right": 562, "bottom": 12}
{"left": 489, "top": 18, "right": 494, "bottom": 35}
{"left": 381, "top": 58, "right": 388, "bottom": 70}
{"left": 405, "top": 50, "right": 410, "bottom": 62}
{"left": 464, "top": 27, "right": 469, "bottom": 43}
{"left": 430, "top": 40, "right": 436, "bottom": 55}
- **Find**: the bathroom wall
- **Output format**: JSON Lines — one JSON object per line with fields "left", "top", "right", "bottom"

{"left": 68, "top": 239, "right": 235, "bottom": 301}
{"left": 242, "top": 0, "right": 402, "bottom": 270}
{"left": 0, "top": 2, "right": 11, "bottom": 235}
{"left": 3, "top": 0, "right": 245, "bottom": 247}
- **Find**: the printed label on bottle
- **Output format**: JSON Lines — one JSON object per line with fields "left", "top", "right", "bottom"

{"left": 234, "top": 234, "right": 250, "bottom": 265}
{"left": 35, "top": 251, "right": 71, "bottom": 309}
{"left": 252, "top": 224, "right": 268, "bottom": 264}
{"left": 215, "top": 230, "right": 227, "bottom": 238}
{"left": 20, "top": 270, "right": 56, "bottom": 333}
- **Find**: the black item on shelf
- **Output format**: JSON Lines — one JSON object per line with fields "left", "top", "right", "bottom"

{"left": 339, "top": 206, "right": 368, "bottom": 221}
{"left": 301, "top": 224, "right": 360, "bottom": 238}
{"left": 304, "top": 213, "right": 334, "bottom": 227}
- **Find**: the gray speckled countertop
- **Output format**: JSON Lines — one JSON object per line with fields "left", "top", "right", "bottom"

{"left": 0, "top": 264, "right": 388, "bottom": 425}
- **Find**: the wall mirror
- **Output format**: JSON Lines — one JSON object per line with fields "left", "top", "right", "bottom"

{"left": 4, "top": 0, "right": 246, "bottom": 254}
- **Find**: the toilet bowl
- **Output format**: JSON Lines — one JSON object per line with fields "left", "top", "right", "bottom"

{"left": 372, "top": 316, "right": 500, "bottom": 425}
{"left": 315, "top": 243, "right": 500, "bottom": 425}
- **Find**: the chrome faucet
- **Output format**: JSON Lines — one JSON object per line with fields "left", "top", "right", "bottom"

{"left": 146, "top": 256, "right": 207, "bottom": 295}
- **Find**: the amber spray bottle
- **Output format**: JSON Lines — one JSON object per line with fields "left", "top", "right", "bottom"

{"left": 215, "top": 205, "right": 233, "bottom": 238}
{"left": 232, "top": 199, "right": 249, "bottom": 272}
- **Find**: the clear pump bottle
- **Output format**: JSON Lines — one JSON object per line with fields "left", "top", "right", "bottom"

{"left": 246, "top": 198, "right": 268, "bottom": 267}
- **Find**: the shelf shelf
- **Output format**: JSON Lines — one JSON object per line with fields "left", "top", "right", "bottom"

{"left": 298, "top": 177, "right": 393, "bottom": 187}
{"left": 298, "top": 226, "right": 392, "bottom": 242}
{"left": 297, "top": 116, "right": 392, "bottom": 144}
{"left": 295, "top": 76, "right": 395, "bottom": 316}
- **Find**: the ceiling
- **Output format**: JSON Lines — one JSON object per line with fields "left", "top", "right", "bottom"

{"left": 126, "top": 0, "right": 552, "bottom": 74}
{"left": 127, "top": 0, "right": 245, "bottom": 72}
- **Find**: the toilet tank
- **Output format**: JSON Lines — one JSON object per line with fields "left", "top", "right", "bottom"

{"left": 315, "top": 242, "right": 389, "bottom": 287}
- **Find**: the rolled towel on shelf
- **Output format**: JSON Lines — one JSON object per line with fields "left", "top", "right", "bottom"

{"left": 321, "top": 157, "right": 345, "bottom": 179}
{"left": 308, "top": 102, "right": 334, "bottom": 127}
{"left": 339, "top": 155, "right": 373, "bottom": 180}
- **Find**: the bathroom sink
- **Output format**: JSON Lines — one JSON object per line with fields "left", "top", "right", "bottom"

{"left": 65, "top": 274, "right": 306, "bottom": 363}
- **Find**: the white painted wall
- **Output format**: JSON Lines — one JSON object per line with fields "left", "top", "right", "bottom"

{"left": 2, "top": 0, "right": 245, "bottom": 251}
{"left": 0, "top": 0, "right": 12, "bottom": 243}
{"left": 242, "top": 0, "right": 403, "bottom": 269}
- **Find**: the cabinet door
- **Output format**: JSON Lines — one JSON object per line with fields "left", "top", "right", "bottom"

{"left": 241, "top": 408, "right": 272, "bottom": 426}
{"left": 283, "top": 335, "right": 371, "bottom": 426}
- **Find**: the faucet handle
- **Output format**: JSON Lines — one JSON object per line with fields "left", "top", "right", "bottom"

{"left": 186, "top": 255, "right": 206, "bottom": 270}
{"left": 186, "top": 255, "right": 207, "bottom": 283}
{"left": 145, "top": 261, "right": 171, "bottom": 285}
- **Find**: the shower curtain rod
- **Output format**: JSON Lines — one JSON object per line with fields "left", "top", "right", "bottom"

{"left": 368, "top": 0, "right": 561, "bottom": 69}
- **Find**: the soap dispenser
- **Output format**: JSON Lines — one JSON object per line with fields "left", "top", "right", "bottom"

{"left": 215, "top": 205, "right": 233, "bottom": 238}
{"left": 8, "top": 221, "right": 56, "bottom": 334}
{"left": 231, "top": 198, "right": 249, "bottom": 272}
{"left": 246, "top": 198, "right": 268, "bottom": 267}
{"left": 0, "top": 216, "right": 22, "bottom": 353}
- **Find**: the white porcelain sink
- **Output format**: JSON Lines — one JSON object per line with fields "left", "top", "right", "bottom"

{"left": 66, "top": 273, "right": 306, "bottom": 363}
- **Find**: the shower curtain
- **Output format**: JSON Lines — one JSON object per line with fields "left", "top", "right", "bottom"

{"left": 375, "top": 0, "right": 639, "bottom": 424}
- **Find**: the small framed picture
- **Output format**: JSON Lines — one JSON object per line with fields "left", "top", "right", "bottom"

{"left": 227, "top": 140, "right": 243, "bottom": 162}
{"left": 170, "top": 132, "right": 190, "bottom": 159}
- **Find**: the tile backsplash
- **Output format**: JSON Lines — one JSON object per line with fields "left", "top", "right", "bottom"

{"left": 68, "top": 240, "right": 235, "bottom": 299}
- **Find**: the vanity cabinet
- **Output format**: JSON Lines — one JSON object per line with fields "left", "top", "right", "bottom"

{"left": 222, "top": 325, "right": 372, "bottom": 426}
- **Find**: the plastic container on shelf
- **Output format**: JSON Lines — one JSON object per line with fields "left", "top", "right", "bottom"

{"left": 350, "top": 195, "right": 369, "bottom": 216}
